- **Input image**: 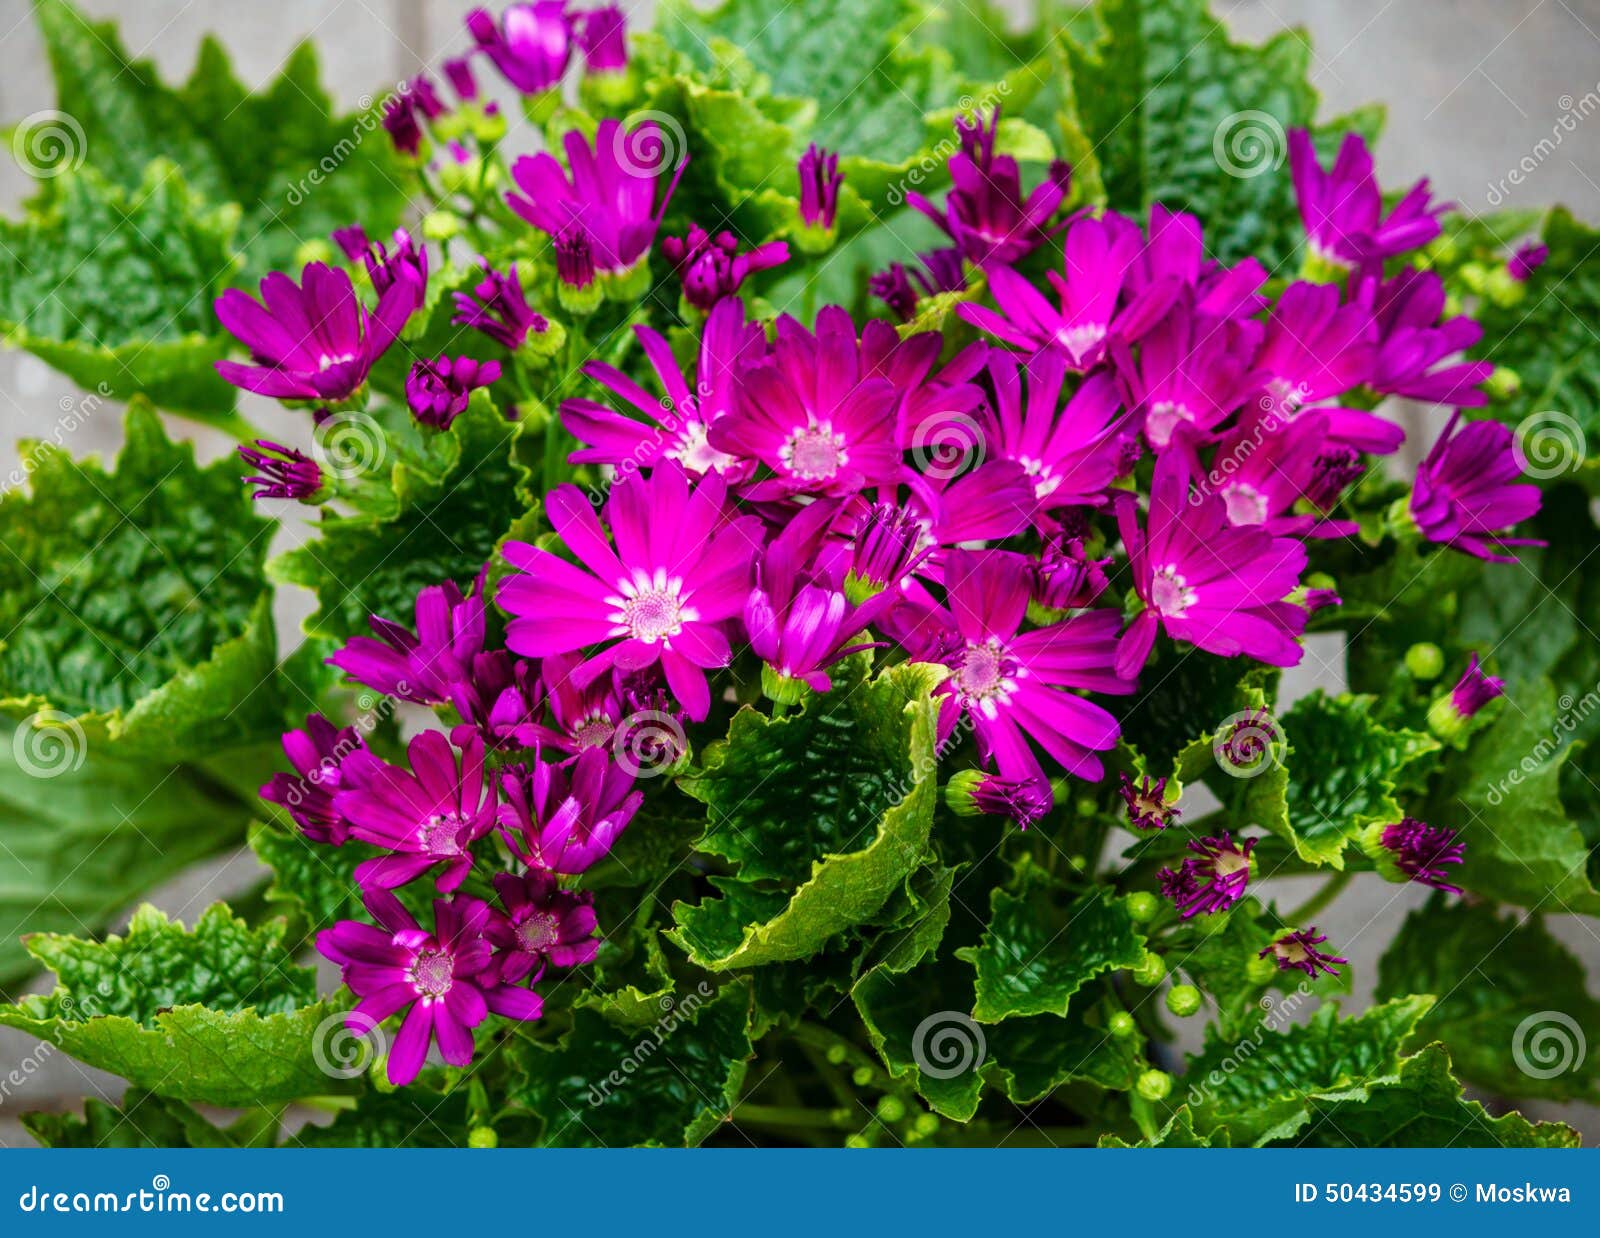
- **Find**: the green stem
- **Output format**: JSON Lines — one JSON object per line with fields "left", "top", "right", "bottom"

{"left": 1285, "top": 869, "right": 1354, "bottom": 924}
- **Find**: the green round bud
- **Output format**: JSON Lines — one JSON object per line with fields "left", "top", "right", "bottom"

{"left": 1405, "top": 642, "right": 1445, "bottom": 680}
{"left": 437, "top": 155, "right": 483, "bottom": 195}
{"left": 943, "top": 768, "right": 988, "bottom": 818}
{"left": 851, "top": 1065, "right": 874, "bottom": 1087}
{"left": 1305, "top": 571, "right": 1337, "bottom": 593}
{"left": 1484, "top": 265, "right": 1522, "bottom": 306}
{"left": 1427, "top": 691, "right": 1467, "bottom": 742}
{"left": 470, "top": 106, "right": 508, "bottom": 146}
{"left": 913, "top": 1112, "right": 940, "bottom": 1137}
{"left": 829, "top": 1108, "right": 852, "bottom": 1126}
{"left": 1245, "top": 954, "right": 1279, "bottom": 984}
{"left": 1165, "top": 984, "right": 1202, "bottom": 1018}
{"left": 1108, "top": 1011, "right": 1137, "bottom": 1038}
{"left": 1124, "top": 892, "right": 1159, "bottom": 923}
{"left": 876, "top": 1096, "right": 906, "bottom": 1124}
{"left": 1066, "top": 853, "right": 1088, "bottom": 873}
{"left": 293, "top": 239, "right": 336, "bottom": 269}
{"left": 1458, "top": 261, "right": 1489, "bottom": 293}
{"left": 1136, "top": 1069, "right": 1173, "bottom": 1102}
{"left": 603, "top": 258, "right": 653, "bottom": 302}
{"left": 468, "top": 1125, "right": 498, "bottom": 1149}
{"left": 1131, "top": 950, "right": 1167, "bottom": 987}
{"left": 557, "top": 277, "right": 605, "bottom": 317}
{"left": 516, "top": 318, "right": 567, "bottom": 364}
{"left": 421, "top": 209, "right": 463, "bottom": 242}
{"left": 792, "top": 222, "right": 838, "bottom": 257}
{"left": 1485, "top": 365, "right": 1522, "bottom": 400}
{"left": 825, "top": 1044, "right": 849, "bottom": 1066}
{"left": 844, "top": 1133, "right": 871, "bottom": 1149}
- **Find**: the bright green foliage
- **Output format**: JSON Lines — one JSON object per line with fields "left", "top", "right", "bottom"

{"left": 0, "top": 905, "right": 353, "bottom": 1106}
{"left": 1377, "top": 898, "right": 1600, "bottom": 1101}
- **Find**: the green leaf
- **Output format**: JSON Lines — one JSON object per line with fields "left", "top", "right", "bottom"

{"left": 32, "top": 0, "right": 413, "bottom": 279}
{"left": 1062, "top": 0, "right": 1383, "bottom": 267}
{"left": 668, "top": 661, "right": 943, "bottom": 969}
{"left": 1172, "top": 900, "right": 1278, "bottom": 1038}
{"left": 955, "top": 857, "right": 1145, "bottom": 1022}
{"left": 24, "top": 1089, "right": 279, "bottom": 1148}
{"left": 1184, "top": 994, "right": 1434, "bottom": 1145}
{"left": 0, "top": 402, "right": 280, "bottom": 759}
{"left": 1376, "top": 897, "right": 1600, "bottom": 1101}
{"left": 1275, "top": 691, "right": 1439, "bottom": 867}
{"left": 0, "top": 166, "right": 240, "bottom": 421}
{"left": 1424, "top": 677, "right": 1600, "bottom": 914}
{"left": 509, "top": 981, "right": 754, "bottom": 1147}
{"left": 1101, "top": 1105, "right": 1227, "bottom": 1147}
{"left": 1471, "top": 208, "right": 1600, "bottom": 491}
{"left": 290, "top": 1087, "right": 485, "bottom": 1148}
{"left": 0, "top": 717, "right": 269, "bottom": 989}
{"left": 270, "top": 395, "right": 535, "bottom": 640}
{"left": 1283, "top": 1044, "right": 1580, "bottom": 1148}
{"left": 248, "top": 820, "right": 373, "bottom": 935}
{"left": 0, "top": 904, "right": 352, "bottom": 1106}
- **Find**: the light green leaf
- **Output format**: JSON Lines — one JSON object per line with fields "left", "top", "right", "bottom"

{"left": 24, "top": 1088, "right": 280, "bottom": 1148}
{"left": 0, "top": 904, "right": 352, "bottom": 1106}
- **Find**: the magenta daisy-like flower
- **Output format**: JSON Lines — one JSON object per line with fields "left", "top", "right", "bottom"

{"left": 238, "top": 440, "right": 323, "bottom": 502}
{"left": 214, "top": 262, "right": 415, "bottom": 402}
{"left": 574, "top": 4, "right": 627, "bottom": 75}
{"left": 979, "top": 352, "right": 1133, "bottom": 510}
{"left": 1116, "top": 302, "right": 1263, "bottom": 448}
{"left": 661, "top": 224, "right": 789, "bottom": 311}
{"left": 1409, "top": 412, "right": 1543, "bottom": 563}
{"left": 1358, "top": 268, "right": 1491, "bottom": 407}
{"left": 908, "top": 107, "right": 1070, "bottom": 265}
{"left": 1289, "top": 129, "right": 1446, "bottom": 269}
{"left": 960, "top": 212, "right": 1176, "bottom": 369}
{"left": 490, "top": 872, "right": 600, "bottom": 974}
{"left": 1132, "top": 205, "right": 1267, "bottom": 320}
{"left": 1115, "top": 448, "right": 1309, "bottom": 679}
{"left": 261, "top": 714, "right": 366, "bottom": 845}
{"left": 335, "top": 732, "right": 497, "bottom": 892}
{"left": 1376, "top": 818, "right": 1466, "bottom": 892}
{"left": 1203, "top": 410, "right": 1355, "bottom": 539}
{"left": 498, "top": 747, "right": 643, "bottom": 874}
{"left": 317, "top": 890, "right": 540, "bottom": 1087}
{"left": 451, "top": 260, "right": 552, "bottom": 353}
{"left": 328, "top": 577, "right": 487, "bottom": 706}
{"left": 1259, "top": 927, "right": 1347, "bottom": 979}
{"left": 405, "top": 355, "right": 503, "bottom": 428}
{"left": 900, "top": 549, "right": 1130, "bottom": 784}
{"left": 563, "top": 296, "right": 765, "bottom": 479}
{"left": 499, "top": 462, "right": 762, "bottom": 719}
{"left": 507, "top": 118, "right": 684, "bottom": 276}
{"left": 1118, "top": 772, "right": 1178, "bottom": 831}
{"left": 467, "top": 3, "right": 572, "bottom": 94}
{"left": 1159, "top": 833, "right": 1256, "bottom": 918}
{"left": 712, "top": 309, "right": 906, "bottom": 497}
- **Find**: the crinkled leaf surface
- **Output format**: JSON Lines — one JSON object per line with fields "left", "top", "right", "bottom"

{"left": 668, "top": 661, "right": 942, "bottom": 969}
{"left": 956, "top": 856, "right": 1145, "bottom": 1022}
{"left": 0, "top": 403, "right": 280, "bottom": 758}
{"left": 0, "top": 904, "right": 350, "bottom": 1106}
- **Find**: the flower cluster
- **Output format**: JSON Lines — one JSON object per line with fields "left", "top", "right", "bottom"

{"left": 239, "top": 53, "right": 1546, "bottom": 1082}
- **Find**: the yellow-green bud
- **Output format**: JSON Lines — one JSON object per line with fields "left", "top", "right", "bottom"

{"left": 1108, "top": 1011, "right": 1137, "bottom": 1038}
{"left": 1136, "top": 1069, "right": 1173, "bottom": 1102}
{"left": 761, "top": 664, "right": 810, "bottom": 706}
{"left": 1131, "top": 950, "right": 1167, "bottom": 987}
{"left": 1405, "top": 642, "right": 1445, "bottom": 680}
{"left": 876, "top": 1096, "right": 906, "bottom": 1124}
{"left": 1165, "top": 984, "right": 1202, "bottom": 1017}
{"left": 468, "top": 1125, "right": 498, "bottom": 1148}
{"left": 422, "top": 209, "right": 463, "bottom": 242}
{"left": 1124, "top": 892, "right": 1159, "bottom": 923}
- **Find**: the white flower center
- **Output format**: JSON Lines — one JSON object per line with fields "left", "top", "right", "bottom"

{"left": 1145, "top": 400, "right": 1194, "bottom": 448}
{"left": 418, "top": 812, "right": 467, "bottom": 855}
{"left": 1151, "top": 564, "right": 1197, "bottom": 617}
{"left": 780, "top": 419, "right": 849, "bottom": 480}
{"left": 667, "top": 421, "right": 740, "bottom": 475}
{"left": 610, "top": 569, "right": 695, "bottom": 644}
{"left": 1221, "top": 482, "right": 1269, "bottom": 526}
{"left": 409, "top": 948, "right": 454, "bottom": 1001}
{"left": 1054, "top": 322, "right": 1106, "bottom": 363}
{"left": 955, "top": 639, "right": 1020, "bottom": 717}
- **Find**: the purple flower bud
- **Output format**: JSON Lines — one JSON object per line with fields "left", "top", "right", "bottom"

{"left": 382, "top": 92, "right": 424, "bottom": 156}
{"left": 868, "top": 263, "right": 917, "bottom": 320}
{"left": 1410, "top": 412, "right": 1543, "bottom": 563}
{"left": 1450, "top": 652, "right": 1504, "bottom": 718}
{"left": 945, "top": 769, "right": 1053, "bottom": 829}
{"left": 331, "top": 224, "right": 371, "bottom": 263}
{"left": 556, "top": 226, "right": 596, "bottom": 288}
{"left": 406, "top": 355, "right": 503, "bottom": 428}
{"left": 1375, "top": 817, "right": 1465, "bottom": 892}
{"left": 468, "top": 3, "right": 573, "bottom": 95}
{"left": 661, "top": 224, "right": 788, "bottom": 311}
{"left": 442, "top": 56, "right": 479, "bottom": 101}
{"left": 1508, "top": 240, "right": 1549, "bottom": 282}
{"left": 798, "top": 143, "right": 842, "bottom": 230}
{"left": 452, "top": 260, "right": 550, "bottom": 351}
{"left": 575, "top": 5, "right": 628, "bottom": 74}
{"left": 238, "top": 440, "right": 323, "bottom": 502}
{"left": 409, "top": 73, "right": 446, "bottom": 120}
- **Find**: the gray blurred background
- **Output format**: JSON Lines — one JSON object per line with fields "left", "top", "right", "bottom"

{"left": 0, "top": 0, "right": 1597, "bottom": 1145}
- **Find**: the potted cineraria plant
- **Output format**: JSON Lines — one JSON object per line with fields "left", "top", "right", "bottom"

{"left": 0, "top": 0, "right": 1595, "bottom": 1150}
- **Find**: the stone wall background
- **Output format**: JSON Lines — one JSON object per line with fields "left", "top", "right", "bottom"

{"left": 0, "top": 0, "right": 1597, "bottom": 1145}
